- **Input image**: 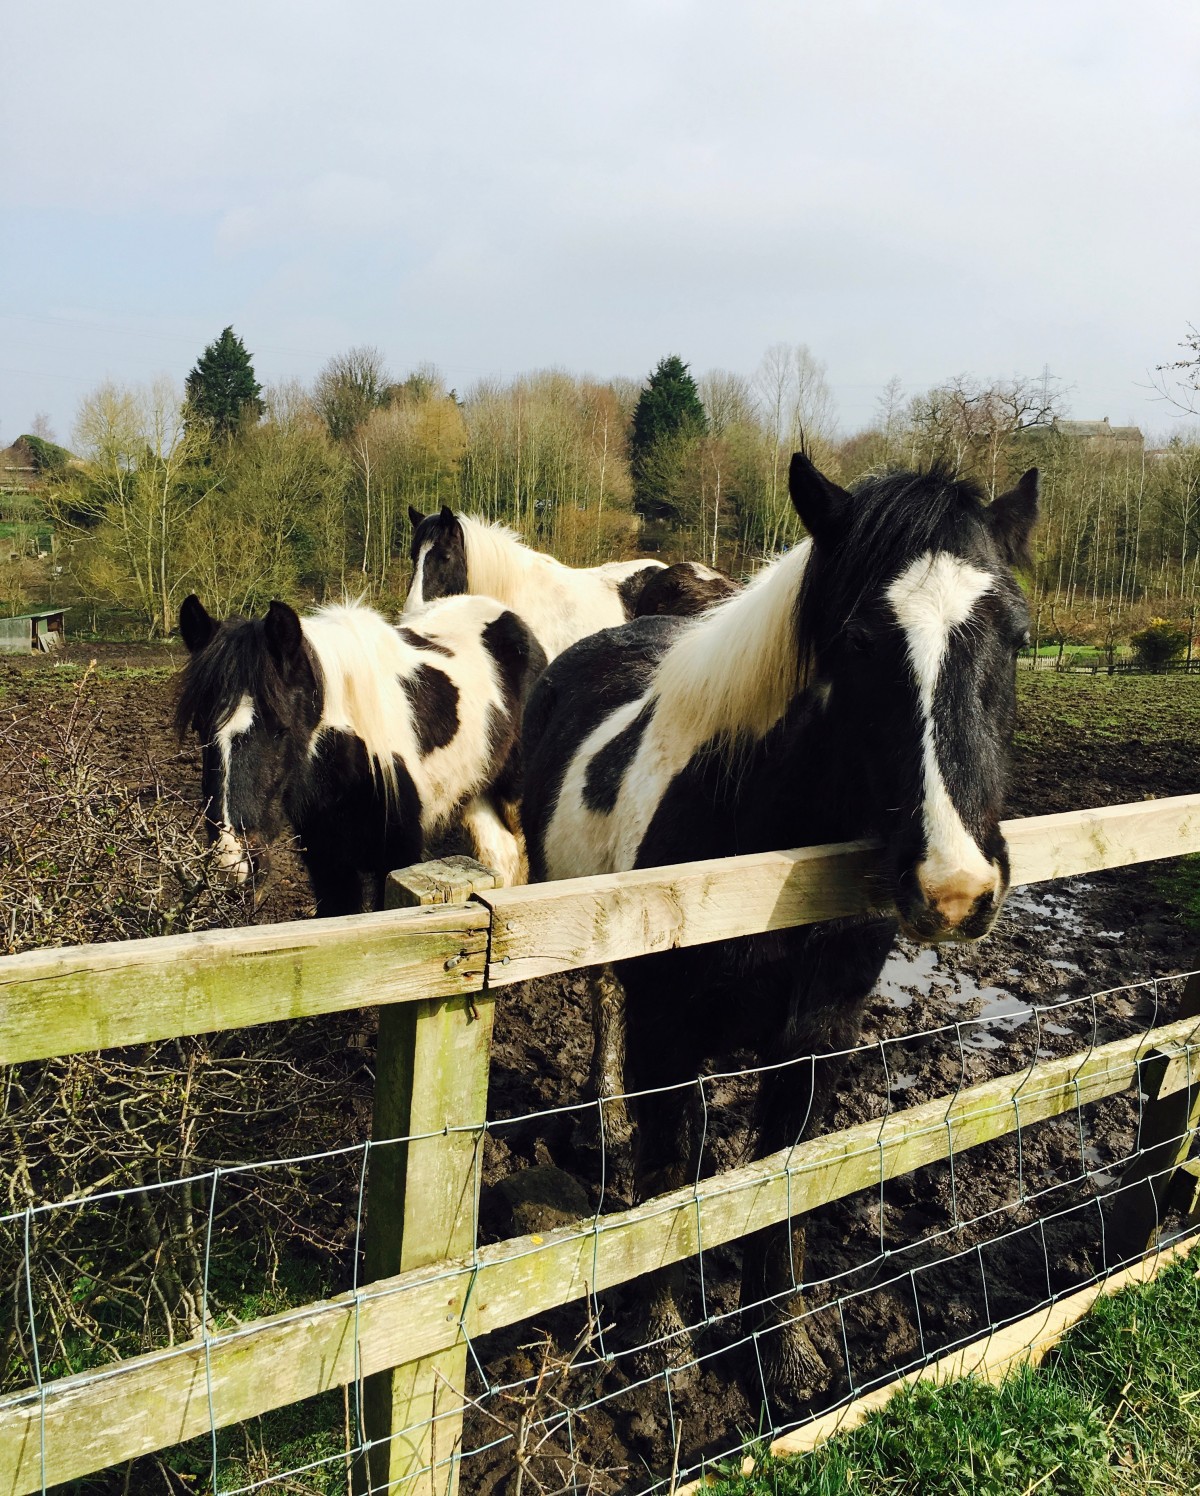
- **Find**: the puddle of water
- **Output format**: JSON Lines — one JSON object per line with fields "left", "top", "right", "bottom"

{"left": 1003, "top": 879, "right": 1096, "bottom": 938}
{"left": 1083, "top": 1144, "right": 1119, "bottom": 1190}
{"left": 877, "top": 945, "right": 939, "bottom": 1009}
{"left": 887, "top": 1070, "right": 918, "bottom": 1092}
{"left": 876, "top": 876, "right": 1125, "bottom": 1053}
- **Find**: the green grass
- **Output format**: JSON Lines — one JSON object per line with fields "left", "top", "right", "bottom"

{"left": 1155, "top": 854, "right": 1200, "bottom": 937}
{"left": 0, "top": 662, "right": 176, "bottom": 705}
{"left": 1015, "top": 670, "right": 1200, "bottom": 743}
{"left": 711, "top": 1245, "right": 1200, "bottom": 1496}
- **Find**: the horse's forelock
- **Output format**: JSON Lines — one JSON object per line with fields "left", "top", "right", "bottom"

{"left": 175, "top": 618, "right": 299, "bottom": 739}
{"left": 800, "top": 467, "right": 994, "bottom": 638}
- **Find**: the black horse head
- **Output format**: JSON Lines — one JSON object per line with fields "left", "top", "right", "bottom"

{"left": 176, "top": 595, "right": 322, "bottom": 881}
{"left": 789, "top": 453, "right": 1037, "bottom": 942}
{"left": 407, "top": 505, "right": 468, "bottom": 606}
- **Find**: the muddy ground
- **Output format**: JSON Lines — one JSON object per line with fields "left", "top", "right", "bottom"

{"left": 1, "top": 651, "right": 1198, "bottom": 1492}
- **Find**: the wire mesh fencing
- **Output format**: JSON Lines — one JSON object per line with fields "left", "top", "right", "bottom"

{"left": 2, "top": 964, "right": 1198, "bottom": 1496}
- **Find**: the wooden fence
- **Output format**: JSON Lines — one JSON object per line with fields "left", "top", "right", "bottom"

{"left": 2, "top": 793, "right": 1200, "bottom": 1495}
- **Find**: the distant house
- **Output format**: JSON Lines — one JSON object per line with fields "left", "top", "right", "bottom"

{"left": 0, "top": 435, "right": 75, "bottom": 493}
{"left": 0, "top": 439, "right": 41, "bottom": 494}
{"left": 1053, "top": 417, "right": 1144, "bottom": 449}
{"left": 0, "top": 608, "right": 68, "bottom": 653}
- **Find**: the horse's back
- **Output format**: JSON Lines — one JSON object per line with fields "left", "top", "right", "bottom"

{"left": 634, "top": 562, "right": 739, "bottom": 618}
{"left": 522, "top": 616, "right": 683, "bottom": 878}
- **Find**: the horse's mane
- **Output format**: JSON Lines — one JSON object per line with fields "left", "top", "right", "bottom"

{"left": 458, "top": 514, "right": 539, "bottom": 600}
{"left": 651, "top": 465, "right": 993, "bottom": 748}
{"left": 298, "top": 603, "right": 408, "bottom": 800}
{"left": 651, "top": 543, "right": 812, "bottom": 746}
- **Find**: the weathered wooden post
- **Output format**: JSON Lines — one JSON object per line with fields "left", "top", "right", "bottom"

{"left": 359, "top": 857, "right": 499, "bottom": 1496}
{"left": 1109, "top": 972, "right": 1200, "bottom": 1261}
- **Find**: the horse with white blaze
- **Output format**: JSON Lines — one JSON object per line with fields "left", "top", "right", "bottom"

{"left": 404, "top": 505, "right": 671, "bottom": 660}
{"left": 177, "top": 594, "right": 545, "bottom": 914}
{"left": 520, "top": 452, "right": 1038, "bottom": 1403}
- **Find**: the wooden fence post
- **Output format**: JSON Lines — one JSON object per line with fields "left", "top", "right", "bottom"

{"left": 359, "top": 857, "right": 499, "bottom": 1496}
{"left": 1109, "top": 972, "right": 1200, "bottom": 1262}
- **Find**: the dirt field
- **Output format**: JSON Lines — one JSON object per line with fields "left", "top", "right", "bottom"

{"left": 2, "top": 651, "right": 1198, "bottom": 1491}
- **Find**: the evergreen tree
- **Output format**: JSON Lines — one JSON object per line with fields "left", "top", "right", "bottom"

{"left": 629, "top": 355, "right": 707, "bottom": 519}
{"left": 185, "top": 326, "right": 264, "bottom": 441}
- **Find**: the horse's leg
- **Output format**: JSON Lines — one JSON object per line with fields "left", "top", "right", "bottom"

{"left": 741, "top": 928, "right": 889, "bottom": 1407}
{"left": 621, "top": 956, "right": 704, "bottom": 1381}
{"left": 739, "top": 1055, "right": 841, "bottom": 1404}
{"left": 588, "top": 964, "right": 632, "bottom": 1147}
{"left": 460, "top": 794, "right": 523, "bottom": 886}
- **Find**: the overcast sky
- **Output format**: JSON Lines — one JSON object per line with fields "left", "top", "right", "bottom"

{"left": 4, "top": 0, "right": 1198, "bottom": 445}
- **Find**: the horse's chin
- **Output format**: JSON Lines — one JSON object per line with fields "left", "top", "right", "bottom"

{"left": 897, "top": 918, "right": 992, "bottom": 947}
{"left": 895, "top": 899, "right": 1003, "bottom": 947}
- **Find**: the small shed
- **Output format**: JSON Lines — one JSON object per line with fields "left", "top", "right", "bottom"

{"left": 0, "top": 608, "right": 68, "bottom": 653}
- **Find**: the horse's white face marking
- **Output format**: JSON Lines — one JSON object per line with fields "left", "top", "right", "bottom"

{"left": 212, "top": 693, "right": 255, "bottom": 880}
{"left": 405, "top": 543, "right": 431, "bottom": 612}
{"left": 887, "top": 552, "right": 1001, "bottom": 925}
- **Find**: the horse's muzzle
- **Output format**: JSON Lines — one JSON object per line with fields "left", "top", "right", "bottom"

{"left": 212, "top": 827, "right": 270, "bottom": 886}
{"left": 894, "top": 861, "right": 1008, "bottom": 944}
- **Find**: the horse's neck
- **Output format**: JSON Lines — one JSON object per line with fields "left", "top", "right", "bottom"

{"left": 726, "top": 687, "right": 869, "bottom": 851}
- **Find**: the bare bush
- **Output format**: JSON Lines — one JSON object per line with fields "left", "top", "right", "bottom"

{"left": 0, "top": 670, "right": 370, "bottom": 1393}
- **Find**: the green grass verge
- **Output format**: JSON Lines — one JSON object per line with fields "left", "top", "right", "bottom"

{"left": 712, "top": 1244, "right": 1200, "bottom": 1496}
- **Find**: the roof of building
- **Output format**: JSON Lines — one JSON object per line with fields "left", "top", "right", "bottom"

{"left": 1055, "top": 417, "right": 1144, "bottom": 443}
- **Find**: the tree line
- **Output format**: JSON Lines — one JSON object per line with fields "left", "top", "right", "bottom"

{"left": 11, "top": 326, "right": 1200, "bottom": 650}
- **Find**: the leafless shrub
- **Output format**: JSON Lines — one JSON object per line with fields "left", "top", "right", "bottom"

{"left": 0, "top": 670, "right": 371, "bottom": 1392}
{"left": 464, "top": 1310, "right": 626, "bottom": 1496}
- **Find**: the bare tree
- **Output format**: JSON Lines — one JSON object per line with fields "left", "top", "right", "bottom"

{"left": 1154, "top": 324, "right": 1200, "bottom": 415}
{"left": 50, "top": 380, "right": 219, "bottom": 635}
{"left": 312, "top": 345, "right": 390, "bottom": 443}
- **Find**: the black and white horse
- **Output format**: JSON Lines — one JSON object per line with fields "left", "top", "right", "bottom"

{"left": 405, "top": 506, "right": 667, "bottom": 660}
{"left": 633, "top": 560, "right": 739, "bottom": 617}
{"left": 521, "top": 454, "right": 1037, "bottom": 1401}
{"left": 177, "top": 594, "right": 545, "bottom": 914}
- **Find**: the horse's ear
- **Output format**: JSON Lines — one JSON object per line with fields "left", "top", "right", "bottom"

{"left": 263, "top": 600, "right": 304, "bottom": 670}
{"left": 788, "top": 451, "right": 852, "bottom": 544}
{"left": 988, "top": 468, "right": 1039, "bottom": 569}
{"left": 408, "top": 505, "right": 426, "bottom": 529}
{"left": 439, "top": 504, "right": 455, "bottom": 524}
{"left": 179, "top": 595, "right": 217, "bottom": 653}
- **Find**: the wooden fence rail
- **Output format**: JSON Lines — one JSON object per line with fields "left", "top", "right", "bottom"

{"left": 2, "top": 792, "right": 1200, "bottom": 1495}
{"left": 3, "top": 795, "right": 1199, "bottom": 1067}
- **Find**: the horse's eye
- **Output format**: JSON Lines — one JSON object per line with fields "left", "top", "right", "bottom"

{"left": 1014, "top": 630, "right": 1031, "bottom": 653}
{"left": 845, "top": 625, "right": 874, "bottom": 655}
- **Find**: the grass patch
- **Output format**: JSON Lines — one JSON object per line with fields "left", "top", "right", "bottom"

{"left": 1015, "top": 671, "right": 1200, "bottom": 744}
{"left": 1154, "top": 854, "right": 1200, "bottom": 937}
{"left": 711, "top": 1244, "right": 1200, "bottom": 1496}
